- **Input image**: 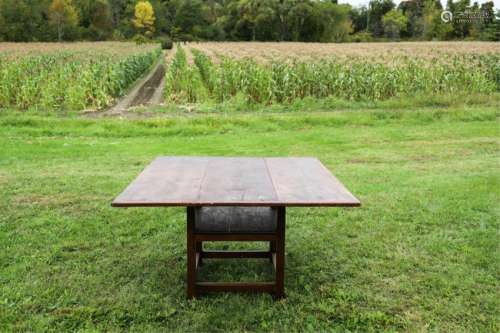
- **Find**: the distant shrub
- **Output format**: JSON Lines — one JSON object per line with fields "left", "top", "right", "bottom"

{"left": 351, "top": 31, "right": 374, "bottom": 43}
{"left": 179, "top": 34, "right": 196, "bottom": 42}
{"left": 157, "top": 36, "right": 173, "bottom": 50}
{"left": 111, "top": 30, "right": 125, "bottom": 41}
{"left": 133, "top": 34, "right": 149, "bottom": 45}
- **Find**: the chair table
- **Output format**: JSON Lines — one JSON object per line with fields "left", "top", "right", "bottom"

{"left": 112, "top": 156, "right": 360, "bottom": 299}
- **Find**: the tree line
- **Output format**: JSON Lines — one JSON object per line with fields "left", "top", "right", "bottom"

{"left": 0, "top": 0, "right": 498, "bottom": 43}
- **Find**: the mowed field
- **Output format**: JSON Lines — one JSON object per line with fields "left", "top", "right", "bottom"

{"left": 0, "top": 42, "right": 499, "bottom": 331}
{"left": 1, "top": 106, "right": 499, "bottom": 331}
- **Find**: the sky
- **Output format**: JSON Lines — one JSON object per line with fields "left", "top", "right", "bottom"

{"left": 338, "top": 0, "right": 500, "bottom": 9}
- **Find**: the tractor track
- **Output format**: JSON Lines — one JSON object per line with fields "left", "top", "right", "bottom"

{"left": 86, "top": 50, "right": 170, "bottom": 118}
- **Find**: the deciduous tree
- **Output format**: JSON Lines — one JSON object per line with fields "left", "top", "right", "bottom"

{"left": 382, "top": 9, "right": 407, "bottom": 40}
{"left": 368, "top": 0, "right": 395, "bottom": 37}
{"left": 422, "top": 0, "right": 452, "bottom": 40}
{"left": 132, "top": 0, "right": 155, "bottom": 37}
{"left": 49, "top": 0, "right": 79, "bottom": 41}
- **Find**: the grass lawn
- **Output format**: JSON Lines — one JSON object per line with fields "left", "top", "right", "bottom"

{"left": 0, "top": 106, "right": 499, "bottom": 332}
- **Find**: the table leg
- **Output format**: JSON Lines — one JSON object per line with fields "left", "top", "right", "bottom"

{"left": 196, "top": 241, "right": 203, "bottom": 266}
{"left": 275, "top": 207, "right": 286, "bottom": 299}
{"left": 187, "top": 207, "right": 197, "bottom": 299}
{"left": 269, "top": 240, "right": 276, "bottom": 263}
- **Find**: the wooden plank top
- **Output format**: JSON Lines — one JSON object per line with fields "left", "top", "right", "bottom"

{"left": 112, "top": 157, "right": 360, "bottom": 207}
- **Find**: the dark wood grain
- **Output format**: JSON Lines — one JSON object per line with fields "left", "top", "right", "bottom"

{"left": 111, "top": 156, "right": 360, "bottom": 207}
{"left": 194, "top": 233, "right": 277, "bottom": 241}
{"left": 275, "top": 207, "right": 285, "bottom": 299}
{"left": 187, "top": 217, "right": 284, "bottom": 298}
{"left": 186, "top": 206, "right": 196, "bottom": 299}
{"left": 201, "top": 251, "right": 271, "bottom": 259}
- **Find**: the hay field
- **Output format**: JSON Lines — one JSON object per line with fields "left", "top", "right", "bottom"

{"left": 186, "top": 41, "right": 500, "bottom": 63}
{"left": 0, "top": 42, "right": 156, "bottom": 57}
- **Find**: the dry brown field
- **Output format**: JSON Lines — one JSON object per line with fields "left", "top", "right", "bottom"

{"left": 186, "top": 41, "right": 500, "bottom": 63}
{"left": 0, "top": 42, "right": 155, "bottom": 57}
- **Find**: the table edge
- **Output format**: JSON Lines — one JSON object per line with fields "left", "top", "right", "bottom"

{"left": 111, "top": 201, "right": 361, "bottom": 208}
{"left": 111, "top": 156, "right": 362, "bottom": 208}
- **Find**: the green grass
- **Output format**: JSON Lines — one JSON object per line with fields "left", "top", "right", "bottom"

{"left": 153, "top": 92, "right": 500, "bottom": 114}
{"left": 0, "top": 106, "right": 499, "bottom": 332}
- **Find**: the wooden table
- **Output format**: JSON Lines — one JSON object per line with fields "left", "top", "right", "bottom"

{"left": 112, "top": 156, "right": 360, "bottom": 298}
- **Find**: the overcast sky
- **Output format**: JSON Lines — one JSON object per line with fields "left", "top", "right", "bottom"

{"left": 338, "top": 0, "right": 500, "bottom": 9}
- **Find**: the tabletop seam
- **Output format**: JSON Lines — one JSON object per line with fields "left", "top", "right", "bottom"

{"left": 264, "top": 158, "right": 281, "bottom": 203}
{"left": 196, "top": 159, "right": 209, "bottom": 203}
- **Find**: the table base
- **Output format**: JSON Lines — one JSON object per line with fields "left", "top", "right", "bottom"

{"left": 186, "top": 207, "right": 286, "bottom": 299}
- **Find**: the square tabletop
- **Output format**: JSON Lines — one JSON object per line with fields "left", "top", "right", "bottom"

{"left": 112, "top": 157, "right": 360, "bottom": 207}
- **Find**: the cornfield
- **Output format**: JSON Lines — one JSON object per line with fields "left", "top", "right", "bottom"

{"left": 165, "top": 44, "right": 500, "bottom": 105}
{"left": 0, "top": 42, "right": 161, "bottom": 110}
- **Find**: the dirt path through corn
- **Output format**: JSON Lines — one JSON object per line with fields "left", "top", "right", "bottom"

{"left": 88, "top": 48, "right": 176, "bottom": 118}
